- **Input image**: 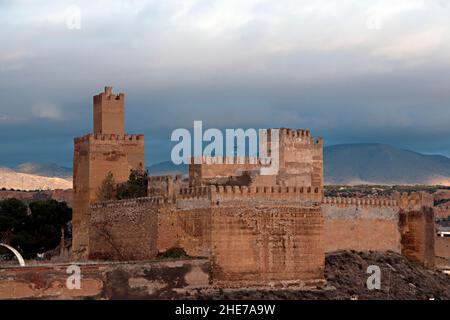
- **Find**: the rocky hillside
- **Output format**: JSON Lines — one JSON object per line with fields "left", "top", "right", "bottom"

{"left": 183, "top": 251, "right": 450, "bottom": 300}
{"left": 0, "top": 167, "right": 72, "bottom": 191}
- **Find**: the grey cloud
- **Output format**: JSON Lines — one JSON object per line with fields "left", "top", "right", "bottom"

{"left": 0, "top": 0, "right": 450, "bottom": 166}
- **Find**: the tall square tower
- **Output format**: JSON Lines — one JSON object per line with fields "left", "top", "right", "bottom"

{"left": 93, "top": 86, "right": 125, "bottom": 135}
{"left": 72, "top": 87, "right": 144, "bottom": 260}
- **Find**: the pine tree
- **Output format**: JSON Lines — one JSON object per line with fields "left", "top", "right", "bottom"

{"left": 97, "top": 171, "right": 116, "bottom": 201}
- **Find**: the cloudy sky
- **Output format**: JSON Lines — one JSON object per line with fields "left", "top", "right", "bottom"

{"left": 1, "top": 0, "right": 450, "bottom": 166}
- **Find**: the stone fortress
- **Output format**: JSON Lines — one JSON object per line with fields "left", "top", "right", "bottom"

{"left": 72, "top": 87, "right": 435, "bottom": 288}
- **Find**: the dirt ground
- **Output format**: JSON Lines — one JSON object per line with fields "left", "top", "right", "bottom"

{"left": 183, "top": 251, "right": 450, "bottom": 300}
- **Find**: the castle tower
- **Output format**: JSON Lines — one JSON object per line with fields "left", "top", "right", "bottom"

{"left": 93, "top": 86, "right": 125, "bottom": 135}
{"left": 72, "top": 87, "right": 144, "bottom": 260}
{"left": 277, "top": 128, "right": 323, "bottom": 191}
{"left": 188, "top": 128, "right": 324, "bottom": 199}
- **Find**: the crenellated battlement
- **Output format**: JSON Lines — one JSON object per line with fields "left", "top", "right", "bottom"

{"left": 279, "top": 128, "right": 323, "bottom": 146}
{"left": 211, "top": 185, "right": 321, "bottom": 195}
{"left": 74, "top": 133, "right": 144, "bottom": 144}
{"left": 191, "top": 155, "right": 269, "bottom": 166}
{"left": 323, "top": 196, "right": 397, "bottom": 207}
{"left": 178, "top": 186, "right": 211, "bottom": 199}
{"left": 148, "top": 175, "right": 183, "bottom": 183}
{"left": 393, "top": 192, "right": 434, "bottom": 210}
{"left": 175, "top": 185, "right": 322, "bottom": 202}
{"left": 93, "top": 86, "right": 124, "bottom": 103}
{"left": 322, "top": 192, "right": 434, "bottom": 209}
{"left": 210, "top": 185, "right": 323, "bottom": 204}
{"left": 90, "top": 196, "right": 165, "bottom": 209}
{"left": 280, "top": 128, "right": 310, "bottom": 138}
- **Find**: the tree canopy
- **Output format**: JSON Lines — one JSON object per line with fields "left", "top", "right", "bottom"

{"left": 0, "top": 198, "right": 71, "bottom": 259}
{"left": 116, "top": 168, "right": 148, "bottom": 199}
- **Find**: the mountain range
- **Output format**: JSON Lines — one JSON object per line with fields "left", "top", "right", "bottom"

{"left": 1, "top": 144, "right": 450, "bottom": 190}
{"left": 14, "top": 162, "right": 72, "bottom": 179}
{"left": 146, "top": 144, "right": 450, "bottom": 186}
{"left": 324, "top": 143, "right": 450, "bottom": 185}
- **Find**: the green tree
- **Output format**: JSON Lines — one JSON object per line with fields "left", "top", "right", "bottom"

{"left": 97, "top": 171, "right": 116, "bottom": 201}
{"left": 0, "top": 198, "right": 29, "bottom": 257}
{"left": 26, "top": 200, "right": 72, "bottom": 256}
{"left": 0, "top": 198, "right": 72, "bottom": 259}
{"left": 0, "top": 198, "right": 28, "bottom": 235}
{"left": 116, "top": 167, "right": 148, "bottom": 199}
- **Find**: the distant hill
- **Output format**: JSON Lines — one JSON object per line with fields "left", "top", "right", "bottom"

{"left": 324, "top": 143, "right": 450, "bottom": 185}
{"left": 147, "top": 144, "right": 450, "bottom": 185}
{"left": 2, "top": 143, "right": 449, "bottom": 189}
{"left": 0, "top": 167, "right": 72, "bottom": 191}
{"left": 15, "top": 162, "right": 72, "bottom": 179}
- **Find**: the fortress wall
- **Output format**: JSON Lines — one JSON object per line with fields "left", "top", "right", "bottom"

{"left": 322, "top": 200, "right": 401, "bottom": 253}
{"left": 210, "top": 204, "right": 324, "bottom": 287}
{"left": 89, "top": 197, "right": 160, "bottom": 261}
{"left": 322, "top": 194, "right": 436, "bottom": 268}
{"left": 72, "top": 134, "right": 144, "bottom": 260}
{"left": 157, "top": 205, "right": 211, "bottom": 257}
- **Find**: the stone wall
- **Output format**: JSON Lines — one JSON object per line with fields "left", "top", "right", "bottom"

{"left": 88, "top": 185, "right": 325, "bottom": 287}
{"left": 0, "top": 259, "right": 209, "bottom": 300}
{"left": 209, "top": 197, "right": 324, "bottom": 287}
{"left": 157, "top": 205, "right": 211, "bottom": 257}
{"left": 435, "top": 236, "right": 450, "bottom": 261}
{"left": 323, "top": 198, "right": 401, "bottom": 253}
{"left": 322, "top": 193, "right": 436, "bottom": 267}
{"left": 89, "top": 197, "right": 160, "bottom": 261}
{"left": 89, "top": 195, "right": 211, "bottom": 259}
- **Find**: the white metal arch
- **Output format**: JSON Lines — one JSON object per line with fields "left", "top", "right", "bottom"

{"left": 0, "top": 243, "right": 25, "bottom": 267}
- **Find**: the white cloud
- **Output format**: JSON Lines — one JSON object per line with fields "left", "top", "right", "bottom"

{"left": 0, "top": 114, "right": 26, "bottom": 124}
{"left": 373, "top": 29, "right": 445, "bottom": 60}
{"left": 365, "top": 0, "right": 425, "bottom": 30}
{"left": 31, "top": 103, "right": 64, "bottom": 120}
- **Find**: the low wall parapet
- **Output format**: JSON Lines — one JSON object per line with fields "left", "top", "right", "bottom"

{"left": 90, "top": 196, "right": 165, "bottom": 209}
